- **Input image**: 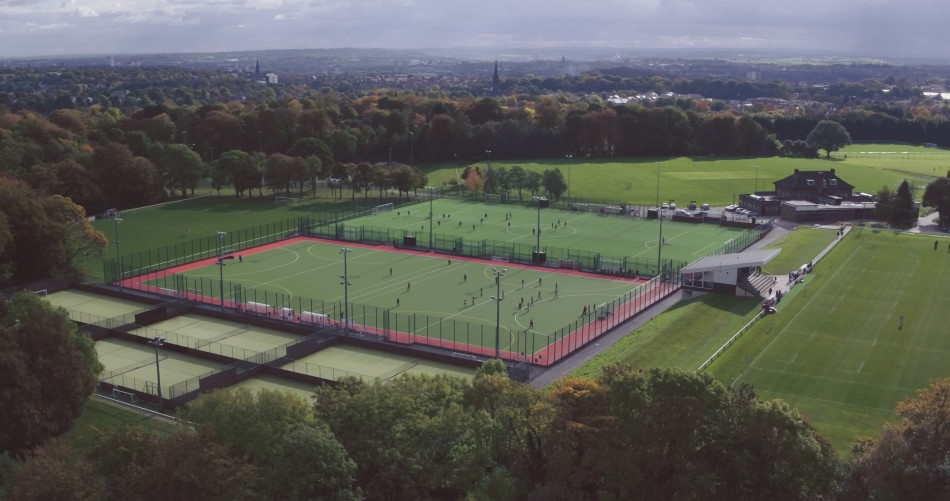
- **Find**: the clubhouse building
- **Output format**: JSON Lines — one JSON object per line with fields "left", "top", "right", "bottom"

{"left": 739, "top": 168, "right": 876, "bottom": 223}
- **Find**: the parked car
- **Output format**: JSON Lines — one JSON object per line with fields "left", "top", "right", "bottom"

{"left": 700, "top": 204, "right": 710, "bottom": 211}
{"left": 725, "top": 205, "right": 737, "bottom": 212}
{"left": 674, "top": 209, "right": 690, "bottom": 217}
{"left": 687, "top": 201, "right": 697, "bottom": 210}
{"left": 661, "top": 203, "right": 669, "bottom": 210}
{"left": 670, "top": 202, "right": 676, "bottom": 209}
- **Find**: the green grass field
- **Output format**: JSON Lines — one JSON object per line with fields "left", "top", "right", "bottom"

{"left": 762, "top": 227, "right": 839, "bottom": 275}
{"left": 422, "top": 143, "right": 950, "bottom": 206}
{"left": 708, "top": 229, "right": 950, "bottom": 453}
{"left": 155, "top": 240, "right": 641, "bottom": 357}
{"left": 568, "top": 294, "right": 762, "bottom": 380}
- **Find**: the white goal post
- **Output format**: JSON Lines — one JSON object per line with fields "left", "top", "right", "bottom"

{"left": 275, "top": 195, "right": 301, "bottom": 207}
{"left": 485, "top": 193, "right": 501, "bottom": 203}
{"left": 372, "top": 202, "right": 394, "bottom": 215}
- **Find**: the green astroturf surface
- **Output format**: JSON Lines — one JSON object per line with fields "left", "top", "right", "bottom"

{"left": 341, "top": 198, "right": 748, "bottom": 266}
{"left": 160, "top": 240, "right": 642, "bottom": 354}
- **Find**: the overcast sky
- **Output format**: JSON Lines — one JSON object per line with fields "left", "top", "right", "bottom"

{"left": 1, "top": 0, "right": 947, "bottom": 60}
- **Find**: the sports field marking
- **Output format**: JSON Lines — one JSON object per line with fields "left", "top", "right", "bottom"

{"left": 754, "top": 389, "right": 895, "bottom": 414}
{"left": 747, "top": 365, "right": 918, "bottom": 394}
{"left": 738, "top": 247, "right": 862, "bottom": 385}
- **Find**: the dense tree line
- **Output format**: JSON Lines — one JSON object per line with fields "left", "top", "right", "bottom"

{"left": 5, "top": 360, "right": 950, "bottom": 499}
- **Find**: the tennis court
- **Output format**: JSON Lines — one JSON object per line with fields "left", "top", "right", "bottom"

{"left": 45, "top": 289, "right": 148, "bottom": 323}
{"left": 281, "top": 344, "right": 476, "bottom": 382}
{"left": 96, "top": 337, "right": 224, "bottom": 397}
{"left": 127, "top": 314, "right": 300, "bottom": 359}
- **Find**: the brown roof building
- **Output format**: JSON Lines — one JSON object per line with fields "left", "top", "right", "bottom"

{"left": 773, "top": 168, "right": 854, "bottom": 204}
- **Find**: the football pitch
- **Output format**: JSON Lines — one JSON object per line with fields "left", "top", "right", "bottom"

{"left": 708, "top": 229, "right": 950, "bottom": 451}
{"left": 333, "top": 197, "right": 748, "bottom": 268}
{"left": 145, "top": 239, "right": 649, "bottom": 359}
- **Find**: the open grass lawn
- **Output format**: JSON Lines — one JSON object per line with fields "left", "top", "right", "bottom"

{"left": 569, "top": 294, "right": 761, "bottom": 381}
{"left": 423, "top": 143, "right": 950, "bottom": 207}
{"left": 156, "top": 240, "right": 640, "bottom": 356}
{"left": 708, "top": 229, "right": 950, "bottom": 454}
{"left": 762, "top": 227, "right": 840, "bottom": 275}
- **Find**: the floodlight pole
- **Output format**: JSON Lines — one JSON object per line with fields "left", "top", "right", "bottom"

{"left": 217, "top": 231, "right": 228, "bottom": 311}
{"left": 656, "top": 162, "right": 662, "bottom": 277}
{"left": 340, "top": 247, "right": 352, "bottom": 332}
{"left": 409, "top": 131, "right": 414, "bottom": 167}
{"left": 148, "top": 337, "right": 164, "bottom": 409}
{"left": 485, "top": 149, "right": 492, "bottom": 169}
{"left": 491, "top": 268, "right": 506, "bottom": 359}
{"left": 565, "top": 154, "right": 573, "bottom": 201}
{"left": 754, "top": 165, "right": 759, "bottom": 194}
{"left": 427, "top": 186, "right": 435, "bottom": 251}
{"left": 535, "top": 196, "right": 542, "bottom": 253}
{"left": 113, "top": 216, "right": 122, "bottom": 290}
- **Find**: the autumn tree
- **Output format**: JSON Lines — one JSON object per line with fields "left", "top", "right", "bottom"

{"left": 0, "top": 179, "right": 106, "bottom": 286}
{"left": 846, "top": 378, "right": 950, "bottom": 499}
{"left": 806, "top": 120, "right": 852, "bottom": 158}
{"left": 181, "top": 388, "right": 360, "bottom": 500}
{"left": 464, "top": 165, "right": 485, "bottom": 197}
{"left": 313, "top": 374, "right": 484, "bottom": 500}
{"left": 541, "top": 168, "right": 567, "bottom": 201}
{"left": 0, "top": 291, "right": 102, "bottom": 456}
{"left": 890, "top": 180, "right": 917, "bottom": 228}
{"left": 159, "top": 144, "right": 206, "bottom": 197}
{"left": 922, "top": 176, "right": 950, "bottom": 230}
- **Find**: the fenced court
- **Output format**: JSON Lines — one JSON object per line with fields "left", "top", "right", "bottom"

{"left": 282, "top": 344, "right": 476, "bottom": 382}
{"left": 96, "top": 338, "right": 224, "bottom": 398}
{"left": 325, "top": 197, "right": 747, "bottom": 272}
{"left": 126, "top": 314, "right": 300, "bottom": 359}
{"left": 120, "top": 238, "right": 679, "bottom": 365}
{"left": 707, "top": 230, "right": 950, "bottom": 451}
{"left": 45, "top": 289, "right": 150, "bottom": 323}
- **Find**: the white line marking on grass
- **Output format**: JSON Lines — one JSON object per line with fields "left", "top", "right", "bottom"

{"left": 736, "top": 248, "right": 862, "bottom": 387}
{"left": 754, "top": 389, "right": 896, "bottom": 414}
{"left": 749, "top": 365, "right": 916, "bottom": 393}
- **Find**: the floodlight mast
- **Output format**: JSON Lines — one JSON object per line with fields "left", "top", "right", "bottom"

{"left": 216, "top": 232, "right": 232, "bottom": 311}
{"left": 148, "top": 337, "right": 164, "bottom": 409}
{"left": 491, "top": 268, "right": 507, "bottom": 359}
{"left": 427, "top": 186, "right": 436, "bottom": 251}
{"left": 340, "top": 248, "right": 352, "bottom": 332}
{"left": 113, "top": 216, "right": 122, "bottom": 290}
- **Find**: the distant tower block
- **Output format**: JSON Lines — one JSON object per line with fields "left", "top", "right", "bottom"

{"left": 255, "top": 59, "right": 260, "bottom": 75}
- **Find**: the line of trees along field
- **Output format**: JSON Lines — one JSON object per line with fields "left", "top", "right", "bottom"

{"left": 4, "top": 66, "right": 950, "bottom": 218}
{"left": 5, "top": 356, "right": 950, "bottom": 499}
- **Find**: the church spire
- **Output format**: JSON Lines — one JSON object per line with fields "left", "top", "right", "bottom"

{"left": 255, "top": 59, "right": 260, "bottom": 75}
{"left": 491, "top": 60, "right": 501, "bottom": 96}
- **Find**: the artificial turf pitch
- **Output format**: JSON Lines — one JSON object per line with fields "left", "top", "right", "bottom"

{"left": 149, "top": 239, "right": 644, "bottom": 359}
{"left": 339, "top": 197, "right": 747, "bottom": 269}
{"left": 708, "top": 229, "right": 950, "bottom": 451}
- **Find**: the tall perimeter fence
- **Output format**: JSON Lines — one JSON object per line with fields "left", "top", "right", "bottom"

{"left": 111, "top": 269, "right": 681, "bottom": 367}
{"left": 101, "top": 192, "right": 775, "bottom": 366}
